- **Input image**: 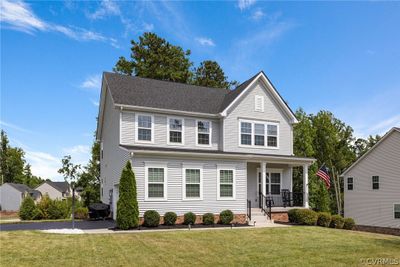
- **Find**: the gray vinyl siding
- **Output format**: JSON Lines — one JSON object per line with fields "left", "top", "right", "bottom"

{"left": 132, "top": 156, "right": 247, "bottom": 216}
{"left": 100, "top": 90, "right": 129, "bottom": 204}
{"left": 223, "top": 81, "right": 293, "bottom": 155}
{"left": 344, "top": 130, "right": 400, "bottom": 228}
{"left": 0, "top": 184, "right": 22, "bottom": 211}
{"left": 120, "top": 111, "right": 220, "bottom": 150}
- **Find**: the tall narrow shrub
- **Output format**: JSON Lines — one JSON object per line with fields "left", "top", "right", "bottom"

{"left": 117, "top": 161, "right": 139, "bottom": 230}
{"left": 19, "top": 196, "right": 38, "bottom": 220}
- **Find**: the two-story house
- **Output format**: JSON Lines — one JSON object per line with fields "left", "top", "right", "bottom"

{"left": 96, "top": 71, "right": 314, "bottom": 223}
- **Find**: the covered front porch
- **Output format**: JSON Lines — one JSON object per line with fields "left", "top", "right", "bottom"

{"left": 246, "top": 160, "right": 312, "bottom": 212}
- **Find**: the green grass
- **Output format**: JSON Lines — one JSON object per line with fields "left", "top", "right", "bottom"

{"left": 1, "top": 227, "right": 399, "bottom": 266}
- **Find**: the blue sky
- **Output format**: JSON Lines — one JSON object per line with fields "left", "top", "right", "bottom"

{"left": 1, "top": 0, "right": 399, "bottom": 181}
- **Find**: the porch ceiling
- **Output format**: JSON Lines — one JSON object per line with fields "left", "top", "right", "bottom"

{"left": 120, "top": 145, "right": 315, "bottom": 166}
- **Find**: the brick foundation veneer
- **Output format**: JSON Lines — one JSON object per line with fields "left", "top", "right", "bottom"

{"left": 271, "top": 212, "right": 289, "bottom": 223}
{"left": 355, "top": 225, "right": 400, "bottom": 236}
{"left": 139, "top": 214, "right": 247, "bottom": 225}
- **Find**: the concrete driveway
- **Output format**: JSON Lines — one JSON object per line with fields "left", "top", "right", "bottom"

{"left": 0, "top": 220, "right": 115, "bottom": 231}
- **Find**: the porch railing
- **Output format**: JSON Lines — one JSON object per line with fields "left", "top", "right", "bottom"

{"left": 258, "top": 193, "right": 273, "bottom": 220}
{"left": 247, "top": 199, "right": 251, "bottom": 221}
{"left": 259, "top": 191, "right": 303, "bottom": 208}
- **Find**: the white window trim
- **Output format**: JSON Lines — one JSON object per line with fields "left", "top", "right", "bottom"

{"left": 258, "top": 168, "right": 282, "bottom": 195}
{"left": 182, "top": 165, "right": 203, "bottom": 201}
{"left": 394, "top": 203, "right": 400, "bottom": 219}
{"left": 238, "top": 119, "right": 279, "bottom": 149}
{"left": 254, "top": 95, "right": 264, "bottom": 112}
{"left": 195, "top": 119, "right": 212, "bottom": 147}
{"left": 217, "top": 165, "right": 236, "bottom": 200}
{"left": 135, "top": 113, "right": 155, "bottom": 144}
{"left": 144, "top": 163, "right": 167, "bottom": 201}
{"left": 167, "top": 116, "right": 185, "bottom": 145}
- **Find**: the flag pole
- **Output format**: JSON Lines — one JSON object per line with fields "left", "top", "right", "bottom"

{"left": 330, "top": 164, "right": 341, "bottom": 215}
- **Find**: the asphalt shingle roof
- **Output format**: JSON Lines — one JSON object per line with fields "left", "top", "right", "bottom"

{"left": 104, "top": 72, "right": 260, "bottom": 114}
{"left": 46, "top": 181, "right": 70, "bottom": 193}
{"left": 7, "top": 183, "right": 42, "bottom": 200}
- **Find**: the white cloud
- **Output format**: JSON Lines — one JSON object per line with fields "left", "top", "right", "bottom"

{"left": 237, "top": 0, "right": 256, "bottom": 11}
{"left": 63, "top": 145, "right": 91, "bottom": 167}
{"left": 0, "top": 0, "right": 118, "bottom": 46}
{"left": 0, "top": 120, "right": 35, "bottom": 134}
{"left": 90, "top": 99, "right": 100, "bottom": 107}
{"left": 195, "top": 37, "right": 215, "bottom": 47}
{"left": 363, "top": 114, "right": 400, "bottom": 136}
{"left": 251, "top": 9, "right": 265, "bottom": 20}
{"left": 87, "top": 0, "right": 121, "bottom": 20}
{"left": 80, "top": 74, "right": 102, "bottom": 90}
{"left": 143, "top": 22, "right": 154, "bottom": 31}
{"left": 25, "top": 150, "right": 62, "bottom": 180}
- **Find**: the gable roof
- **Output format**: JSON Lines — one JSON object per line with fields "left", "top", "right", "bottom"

{"left": 341, "top": 127, "right": 400, "bottom": 176}
{"left": 6, "top": 183, "right": 42, "bottom": 199}
{"left": 102, "top": 71, "right": 297, "bottom": 122}
{"left": 43, "top": 181, "right": 70, "bottom": 193}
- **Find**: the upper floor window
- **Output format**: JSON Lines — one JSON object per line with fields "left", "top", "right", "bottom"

{"left": 197, "top": 120, "right": 211, "bottom": 146}
{"left": 394, "top": 204, "right": 400, "bottom": 219}
{"left": 255, "top": 95, "right": 264, "bottom": 112}
{"left": 347, "top": 177, "right": 353, "bottom": 191}
{"left": 372, "top": 176, "right": 379, "bottom": 190}
{"left": 136, "top": 114, "right": 153, "bottom": 142}
{"left": 168, "top": 117, "right": 184, "bottom": 144}
{"left": 239, "top": 120, "right": 279, "bottom": 148}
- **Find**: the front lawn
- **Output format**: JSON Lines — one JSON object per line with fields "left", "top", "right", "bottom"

{"left": 1, "top": 227, "right": 399, "bottom": 266}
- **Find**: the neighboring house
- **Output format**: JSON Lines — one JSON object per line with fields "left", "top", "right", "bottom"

{"left": 342, "top": 127, "right": 400, "bottom": 229}
{"left": 0, "top": 183, "right": 42, "bottom": 211}
{"left": 35, "top": 181, "right": 72, "bottom": 200}
{"left": 97, "top": 71, "right": 315, "bottom": 222}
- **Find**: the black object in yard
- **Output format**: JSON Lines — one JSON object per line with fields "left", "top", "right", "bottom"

{"left": 88, "top": 203, "right": 110, "bottom": 220}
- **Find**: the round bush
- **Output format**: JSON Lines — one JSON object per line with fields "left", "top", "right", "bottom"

{"left": 74, "top": 207, "right": 89, "bottom": 219}
{"left": 288, "top": 209, "right": 301, "bottom": 223}
{"left": 19, "top": 196, "right": 37, "bottom": 220}
{"left": 183, "top": 212, "right": 196, "bottom": 225}
{"left": 329, "top": 215, "right": 345, "bottom": 229}
{"left": 144, "top": 210, "right": 160, "bottom": 227}
{"left": 164, "top": 212, "right": 177, "bottom": 226}
{"left": 296, "top": 209, "right": 318, "bottom": 226}
{"left": 317, "top": 212, "right": 331, "bottom": 227}
{"left": 220, "top": 210, "right": 234, "bottom": 225}
{"left": 202, "top": 213, "right": 215, "bottom": 225}
{"left": 343, "top": 218, "right": 355, "bottom": 230}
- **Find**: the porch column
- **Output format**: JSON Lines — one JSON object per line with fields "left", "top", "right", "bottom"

{"left": 261, "top": 162, "right": 267, "bottom": 196}
{"left": 303, "top": 164, "right": 309, "bottom": 208}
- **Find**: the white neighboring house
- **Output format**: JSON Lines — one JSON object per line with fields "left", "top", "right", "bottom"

{"left": 342, "top": 127, "right": 400, "bottom": 229}
{"left": 97, "top": 71, "right": 315, "bottom": 222}
{"left": 0, "top": 183, "right": 42, "bottom": 211}
{"left": 35, "top": 181, "right": 72, "bottom": 200}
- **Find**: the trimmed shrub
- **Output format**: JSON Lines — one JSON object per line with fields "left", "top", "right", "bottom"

{"left": 48, "top": 199, "right": 69, "bottom": 219}
{"left": 163, "top": 212, "right": 177, "bottom": 226}
{"left": 288, "top": 209, "right": 301, "bottom": 223}
{"left": 329, "top": 215, "right": 345, "bottom": 229}
{"left": 183, "top": 212, "right": 196, "bottom": 225}
{"left": 144, "top": 210, "right": 160, "bottom": 227}
{"left": 117, "top": 161, "right": 139, "bottom": 230}
{"left": 37, "top": 194, "right": 51, "bottom": 219}
{"left": 202, "top": 213, "right": 215, "bottom": 225}
{"left": 317, "top": 212, "right": 331, "bottom": 227}
{"left": 343, "top": 218, "right": 355, "bottom": 230}
{"left": 220, "top": 210, "right": 234, "bottom": 225}
{"left": 19, "top": 196, "right": 37, "bottom": 220}
{"left": 74, "top": 207, "right": 89, "bottom": 219}
{"left": 296, "top": 209, "right": 318, "bottom": 226}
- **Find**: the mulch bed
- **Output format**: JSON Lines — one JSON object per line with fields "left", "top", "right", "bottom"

{"left": 111, "top": 223, "right": 250, "bottom": 231}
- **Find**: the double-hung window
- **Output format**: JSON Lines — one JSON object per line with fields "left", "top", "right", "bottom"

{"left": 372, "top": 176, "right": 379, "bottom": 190}
{"left": 183, "top": 168, "right": 202, "bottom": 199}
{"left": 218, "top": 168, "right": 235, "bottom": 200}
{"left": 146, "top": 166, "right": 167, "bottom": 200}
{"left": 347, "top": 177, "right": 354, "bottom": 190}
{"left": 168, "top": 117, "right": 183, "bottom": 144}
{"left": 239, "top": 120, "right": 279, "bottom": 148}
{"left": 136, "top": 114, "right": 153, "bottom": 142}
{"left": 394, "top": 204, "right": 400, "bottom": 219}
{"left": 267, "top": 125, "right": 278, "bottom": 147}
{"left": 240, "top": 122, "right": 252, "bottom": 145}
{"left": 270, "top": 172, "right": 281, "bottom": 195}
{"left": 197, "top": 120, "right": 211, "bottom": 146}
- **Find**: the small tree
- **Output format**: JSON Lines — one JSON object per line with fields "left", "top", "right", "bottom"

{"left": 117, "top": 161, "right": 139, "bottom": 230}
{"left": 19, "top": 195, "right": 38, "bottom": 220}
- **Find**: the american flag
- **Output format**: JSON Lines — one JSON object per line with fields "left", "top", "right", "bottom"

{"left": 316, "top": 165, "right": 331, "bottom": 189}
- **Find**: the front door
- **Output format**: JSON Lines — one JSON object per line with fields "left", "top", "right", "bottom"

{"left": 257, "top": 169, "right": 281, "bottom": 196}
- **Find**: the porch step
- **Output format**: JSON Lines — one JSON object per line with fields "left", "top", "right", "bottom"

{"left": 249, "top": 208, "right": 274, "bottom": 227}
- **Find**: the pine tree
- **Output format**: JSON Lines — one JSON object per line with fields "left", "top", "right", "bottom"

{"left": 116, "top": 161, "right": 139, "bottom": 230}
{"left": 19, "top": 195, "right": 38, "bottom": 220}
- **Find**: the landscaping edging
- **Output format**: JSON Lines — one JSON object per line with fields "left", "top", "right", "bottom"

{"left": 138, "top": 214, "right": 247, "bottom": 225}
{"left": 355, "top": 225, "right": 400, "bottom": 236}
{"left": 112, "top": 223, "right": 250, "bottom": 231}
